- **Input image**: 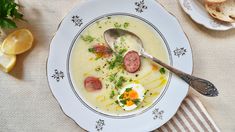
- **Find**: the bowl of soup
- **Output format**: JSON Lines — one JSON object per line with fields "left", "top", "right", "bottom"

{"left": 69, "top": 15, "right": 171, "bottom": 117}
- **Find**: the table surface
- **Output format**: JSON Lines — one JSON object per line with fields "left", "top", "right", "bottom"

{"left": 0, "top": 0, "right": 235, "bottom": 131}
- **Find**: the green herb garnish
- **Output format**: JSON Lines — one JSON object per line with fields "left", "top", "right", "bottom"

{"left": 118, "top": 48, "right": 127, "bottom": 55}
{"left": 107, "top": 16, "right": 111, "bottom": 19}
{"left": 110, "top": 90, "right": 115, "bottom": 99}
{"left": 114, "top": 45, "right": 119, "bottom": 50}
{"left": 144, "top": 90, "right": 149, "bottom": 95}
{"left": 109, "top": 75, "right": 115, "bottom": 82}
{"left": 109, "top": 73, "right": 117, "bottom": 82}
{"left": 133, "top": 99, "right": 140, "bottom": 105}
{"left": 120, "top": 99, "right": 127, "bottom": 105}
{"left": 88, "top": 47, "right": 95, "bottom": 53}
{"left": 159, "top": 68, "right": 166, "bottom": 74}
{"left": 115, "top": 100, "right": 119, "bottom": 104}
{"left": 108, "top": 54, "right": 123, "bottom": 69}
{"left": 115, "top": 76, "right": 126, "bottom": 88}
{"left": 125, "top": 88, "right": 132, "bottom": 92}
{"left": 114, "top": 22, "right": 122, "bottom": 28}
{"left": 108, "top": 48, "right": 127, "bottom": 69}
{"left": 123, "top": 22, "right": 130, "bottom": 28}
{"left": 119, "top": 94, "right": 124, "bottom": 99}
{"left": 0, "top": 0, "right": 24, "bottom": 29}
{"left": 81, "top": 35, "right": 95, "bottom": 43}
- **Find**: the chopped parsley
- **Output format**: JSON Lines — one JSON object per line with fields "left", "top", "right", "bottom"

{"left": 107, "top": 47, "right": 127, "bottom": 69}
{"left": 110, "top": 90, "right": 115, "bottom": 99}
{"left": 118, "top": 48, "right": 127, "bottom": 55}
{"left": 115, "top": 100, "right": 119, "bottom": 104}
{"left": 133, "top": 99, "right": 140, "bottom": 105}
{"left": 125, "top": 88, "right": 132, "bottom": 92}
{"left": 113, "top": 22, "right": 130, "bottom": 29}
{"left": 88, "top": 47, "right": 95, "bottom": 53}
{"left": 119, "top": 94, "right": 124, "bottom": 99}
{"left": 108, "top": 53, "right": 123, "bottom": 69}
{"left": 159, "top": 68, "right": 166, "bottom": 74}
{"left": 123, "top": 22, "right": 130, "bottom": 28}
{"left": 107, "top": 16, "right": 111, "bottom": 19}
{"left": 114, "top": 22, "right": 122, "bottom": 28}
{"left": 120, "top": 99, "right": 127, "bottom": 105}
{"left": 144, "top": 90, "right": 149, "bottom": 95}
{"left": 109, "top": 73, "right": 117, "bottom": 82}
{"left": 81, "top": 35, "right": 95, "bottom": 43}
{"left": 115, "top": 76, "right": 126, "bottom": 88}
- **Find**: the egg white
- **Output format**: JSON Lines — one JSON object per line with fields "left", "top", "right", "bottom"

{"left": 117, "top": 83, "right": 145, "bottom": 111}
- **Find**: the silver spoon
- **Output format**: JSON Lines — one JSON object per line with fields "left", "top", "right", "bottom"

{"left": 104, "top": 28, "right": 218, "bottom": 97}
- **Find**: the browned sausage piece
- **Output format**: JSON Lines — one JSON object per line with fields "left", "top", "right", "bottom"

{"left": 92, "top": 44, "right": 112, "bottom": 58}
{"left": 124, "top": 51, "right": 141, "bottom": 73}
{"left": 84, "top": 76, "right": 102, "bottom": 92}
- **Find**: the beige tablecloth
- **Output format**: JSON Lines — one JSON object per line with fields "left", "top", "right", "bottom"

{"left": 0, "top": 0, "right": 235, "bottom": 131}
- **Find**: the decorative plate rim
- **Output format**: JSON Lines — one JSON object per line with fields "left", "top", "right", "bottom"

{"left": 46, "top": 0, "right": 194, "bottom": 131}
{"left": 66, "top": 12, "right": 174, "bottom": 119}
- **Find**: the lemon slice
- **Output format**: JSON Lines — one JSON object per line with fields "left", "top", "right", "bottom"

{"left": 0, "top": 45, "right": 16, "bottom": 72}
{"left": 1, "top": 29, "right": 33, "bottom": 55}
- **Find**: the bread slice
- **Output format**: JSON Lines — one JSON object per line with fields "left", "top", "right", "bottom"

{"left": 205, "top": 0, "right": 235, "bottom": 23}
{"left": 205, "top": 0, "right": 227, "bottom": 3}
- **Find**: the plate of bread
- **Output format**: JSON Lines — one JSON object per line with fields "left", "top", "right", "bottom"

{"left": 179, "top": 0, "right": 235, "bottom": 30}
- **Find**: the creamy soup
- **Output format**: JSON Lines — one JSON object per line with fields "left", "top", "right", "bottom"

{"left": 70, "top": 15, "right": 170, "bottom": 116}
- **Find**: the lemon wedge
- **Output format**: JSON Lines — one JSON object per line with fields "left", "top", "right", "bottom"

{"left": 1, "top": 29, "right": 33, "bottom": 55}
{"left": 0, "top": 45, "right": 16, "bottom": 72}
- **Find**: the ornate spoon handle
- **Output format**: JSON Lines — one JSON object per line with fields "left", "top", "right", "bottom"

{"left": 141, "top": 51, "right": 218, "bottom": 97}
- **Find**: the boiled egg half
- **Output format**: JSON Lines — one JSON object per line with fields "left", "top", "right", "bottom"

{"left": 117, "top": 83, "right": 145, "bottom": 111}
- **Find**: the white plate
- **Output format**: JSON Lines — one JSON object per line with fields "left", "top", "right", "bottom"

{"left": 47, "top": 0, "right": 193, "bottom": 131}
{"left": 179, "top": 0, "right": 235, "bottom": 31}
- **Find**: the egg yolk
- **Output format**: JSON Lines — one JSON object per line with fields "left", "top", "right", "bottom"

{"left": 129, "top": 90, "right": 138, "bottom": 99}
{"left": 126, "top": 100, "right": 134, "bottom": 106}
{"left": 121, "top": 90, "right": 139, "bottom": 106}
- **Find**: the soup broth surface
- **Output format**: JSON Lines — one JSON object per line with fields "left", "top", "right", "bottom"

{"left": 70, "top": 15, "right": 170, "bottom": 116}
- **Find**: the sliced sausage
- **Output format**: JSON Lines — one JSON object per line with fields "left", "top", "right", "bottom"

{"left": 124, "top": 51, "right": 141, "bottom": 73}
{"left": 92, "top": 44, "right": 112, "bottom": 57}
{"left": 84, "top": 76, "right": 102, "bottom": 92}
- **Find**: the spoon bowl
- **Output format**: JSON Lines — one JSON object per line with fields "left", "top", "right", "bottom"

{"left": 104, "top": 28, "right": 144, "bottom": 54}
